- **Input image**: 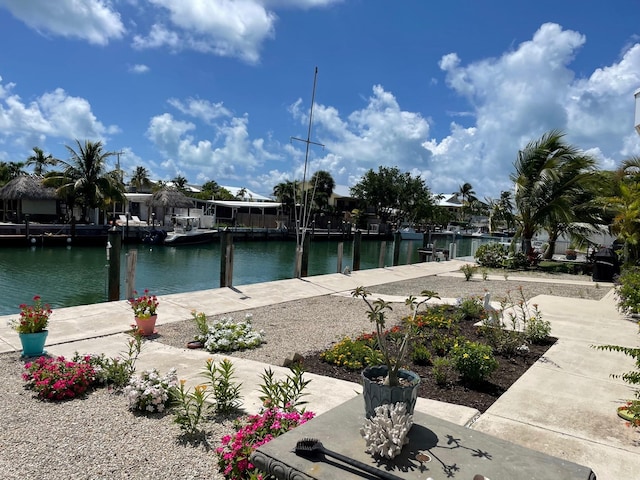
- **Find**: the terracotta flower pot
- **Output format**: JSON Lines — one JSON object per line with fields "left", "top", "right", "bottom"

{"left": 135, "top": 315, "right": 157, "bottom": 336}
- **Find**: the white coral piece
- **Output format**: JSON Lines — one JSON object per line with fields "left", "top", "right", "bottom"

{"left": 360, "top": 402, "right": 413, "bottom": 459}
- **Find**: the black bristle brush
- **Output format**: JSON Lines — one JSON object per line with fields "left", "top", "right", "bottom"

{"left": 294, "top": 438, "right": 405, "bottom": 480}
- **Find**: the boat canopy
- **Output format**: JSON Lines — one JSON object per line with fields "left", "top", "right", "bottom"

{"left": 205, "top": 200, "right": 281, "bottom": 209}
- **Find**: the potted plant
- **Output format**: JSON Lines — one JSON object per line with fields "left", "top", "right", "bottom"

{"left": 12, "top": 295, "right": 51, "bottom": 357}
{"left": 129, "top": 289, "right": 159, "bottom": 336}
{"left": 351, "top": 286, "right": 439, "bottom": 418}
{"left": 565, "top": 245, "right": 577, "bottom": 260}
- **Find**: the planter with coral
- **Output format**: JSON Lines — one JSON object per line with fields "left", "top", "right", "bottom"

{"left": 135, "top": 315, "right": 158, "bottom": 336}
{"left": 361, "top": 365, "right": 420, "bottom": 419}
{"left": 19, "top": 330, "right": 48, "bottom": 357}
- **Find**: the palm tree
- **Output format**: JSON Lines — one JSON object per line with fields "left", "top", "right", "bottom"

{"left": 457, "top": 182, "right": 477, "bottom": 221}
{"left": 309, "top": 170, "right": 335, "bottom": 211}
{"left": 47, "top": 140, "right": 124, "bottom": 223}
{"left": 130, "top": 166, "right": 152, "bottom": 192}
{"left": 171, "top": 175, "right": 188, "bottom": 193}
{"left": 511, "top": 129, "right": 597, "bottom": 255}
{"left": 0, "top": 161, "right": 25, "bottom": 186}
{"left": 601, "top": 156, "right": 640, "bottom": 265}
{"left": 26, "top": 147, "right": 57, "bottom": 176}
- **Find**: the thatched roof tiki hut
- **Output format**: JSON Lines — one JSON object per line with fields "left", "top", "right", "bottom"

{"left": 148, "top": 187, "right": 195, "bottom": 225}
{"left": 0, "top": 175, "right": 58, "bottom": 222}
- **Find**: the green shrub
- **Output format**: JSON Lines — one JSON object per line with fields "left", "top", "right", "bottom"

{"left": 474, "top": 243, "right": 508, "bottom": 268}
{"left": 616, "top": 267, "right": 640, "bottom": 315}
{"left": 451, "top": 340, "right": 498, "bottom": 383}
{"left": 524, "top": 305, "right": 552, "bottom": 344}
{"left": 458, "top": 296, "right": 486, "bottom": 321}
{"left": 502, "top": 251, "right": 529, "bottom": 270}
{"left": 460, "top": 263, "right": 477, "bottom": 281}
{"left": 432, "top": 357, "right": 455, "bottom": 386}
{"left": 410, "top": 343, "right": 432, "bottom": 366}
{"left": 257, "top": 364, "right": 311, "bottom": 411}
{"left": 320, "top": 335, "right": 382, "bottom": 370}
{"left": 478, "top": 324, "right": 523, "bottom": 356}
{"left": 202, "top": 358, "right": 243, "bottom": 414}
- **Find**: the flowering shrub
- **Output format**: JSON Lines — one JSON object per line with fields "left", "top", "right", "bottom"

{"left": 196, "top": 314, "right": 265, "bottom": 352}
{"left": 320, "top": 335, "right": 382, "bottom": 370}
{"left": 451, "top": 340, "right": 498, "bottom": 383}
{"left": 124, "top": 368, "right": 178, "bottom": 413}
{"left": 216, "top": 407, "right": 315, "bottom": 479}
{"left": 12, "top": 295, "right": 51, "bottom": 333}
{"left": 129, "top": 289, "right": 159, "bottom": 318}
{"left": 22, "top": 355, "right": 97, "bottom": 400}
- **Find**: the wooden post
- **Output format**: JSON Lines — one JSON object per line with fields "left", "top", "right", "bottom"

{"left": 353, "top": 230, "right": 361, "bottom": 271}
{"left": 125, "top": 249, "right": 137, "bottom": 299}
{"left": 393, "top": 231, "right": 401, "bottom": 266}
{"left": 406, "top": 241, "right": 414, "bottom": 265}
{"left": 226, "top": 243, "right": 234, "bottom": 287}
{"left": 107, "top": 227, "right": 121, "bottom": 301}
{"left": 220, "top": 229, "right": 232, "bottom": 287}
{"left": 337, "top": 242, "right": 343, "bottom": 273}
{"left": 301, "top": 234, "right": 310, "bottom": 277}
{"left": 378, "top": 241, "right": 387, "bottom": 268}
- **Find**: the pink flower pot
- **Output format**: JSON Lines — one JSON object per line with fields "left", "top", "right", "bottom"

{"left": 135, "top": 315, "right": 157, "bottom": 336}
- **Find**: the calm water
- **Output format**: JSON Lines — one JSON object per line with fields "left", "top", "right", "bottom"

{"left": 0, "top": 239, "right": 425, "bottom": 316}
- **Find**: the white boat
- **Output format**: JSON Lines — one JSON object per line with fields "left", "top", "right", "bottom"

{"left": 398, "top": 226, "right": 424, "bottom": 241}
{"left": 163, "top": 216, "right": 217, "bottom": 245}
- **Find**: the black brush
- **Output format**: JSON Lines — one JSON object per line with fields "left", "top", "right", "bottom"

{"left": 294, "top": 438, "right": 405, "bottom": 480}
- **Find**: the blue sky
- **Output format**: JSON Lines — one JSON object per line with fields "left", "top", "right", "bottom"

{"left": 1, "top": 0, "right": 639, "bottom": 200}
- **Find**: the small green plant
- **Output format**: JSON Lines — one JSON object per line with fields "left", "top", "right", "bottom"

{"left": 258, "top": 363, "right": 311, "bottom": 411}
{"left": 171, "top": 380, "right": 210, "bottom": 435}
{"left": 457, "top": 296, "right": 486, "bottom": 320}
{"left": 451, "top": 340, "right": 498, "bottom": 383}
{"left": 202, "top": 358, "right": 242, "bottom": 414}
{"left": 524, "top": 305, "right": 552, "bottom": 344}
{"left": 78, "top": 331, "right": 144, "bottom": 389}
{"left": 432, "top": 357, "right": 455, "bottom": 386}
{"left": 410, "top": 343, "right": 432, "bottom": 366}
{"left": 191, "top": 310, "right": 210, "bottom": 337}
{"left": 481, "top": 268, "right": 489, "bottom": 280}
{"left": 460, "top": 263, "right": 477, "bottom": 281}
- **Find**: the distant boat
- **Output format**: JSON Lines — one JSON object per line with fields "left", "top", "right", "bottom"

{"left": 163, "top": 216, "right": 217, "bottom": 245}
{"left": 398, "top": 225, "right": 424, "bottom": 241}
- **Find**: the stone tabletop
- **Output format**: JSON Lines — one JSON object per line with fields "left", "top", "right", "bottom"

{"left": 251, "top": 396, "right": 596, "bottom": 480}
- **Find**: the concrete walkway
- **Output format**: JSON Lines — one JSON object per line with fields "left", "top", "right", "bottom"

{"left": 1, "top": 260, "right": 638, "bottom": 479}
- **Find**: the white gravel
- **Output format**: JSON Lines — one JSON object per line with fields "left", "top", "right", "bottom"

{"left": 0, "top": 271, "right": 609, "bottom": 479}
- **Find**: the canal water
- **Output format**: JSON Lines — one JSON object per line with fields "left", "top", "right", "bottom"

{"left": 1, "top": 239, "right": 429, "bottom": 316}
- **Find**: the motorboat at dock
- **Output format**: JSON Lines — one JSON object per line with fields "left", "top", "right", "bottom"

{"left": 163, "top": 216, "right": 217, "bottom": 245}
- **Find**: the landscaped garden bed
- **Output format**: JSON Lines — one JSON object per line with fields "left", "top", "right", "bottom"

{"left": 297, "top": 292, "right": 556, "bottom": 413}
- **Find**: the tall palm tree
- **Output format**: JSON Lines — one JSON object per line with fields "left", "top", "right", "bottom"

{"left": 0, "top": 161, "right": 25, "bottom": 186}
{"left": 130, "top": 166, "right": 152, "bottom": 192}
{"left": 309, "top": 170, "right": 335, "bottom": 211}
{"left": 457, "top": 182, "right": 477, "bottom": 221}
{"left": 26, "top": 147, "right": 57, "bottom": 176}
{"left": 511, "top": 130, "right": 597, "bottom": 254}
{"left": 47, "top": 140, "right": 124, "bottom": 222}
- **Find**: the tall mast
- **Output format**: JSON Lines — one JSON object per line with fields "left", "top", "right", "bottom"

{"left": 291, "top": 67, "right": 324, "bottom": 278}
